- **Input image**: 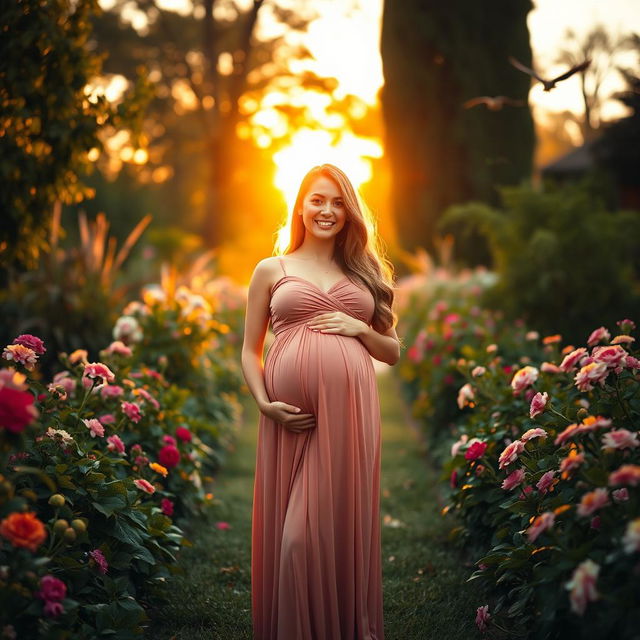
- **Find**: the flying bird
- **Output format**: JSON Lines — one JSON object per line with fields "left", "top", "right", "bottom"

{"left": 463, "top": 96, "right": 525, "bottom": 111}
{"left": 508, "top": 56, "right": 591, "bottom": 91}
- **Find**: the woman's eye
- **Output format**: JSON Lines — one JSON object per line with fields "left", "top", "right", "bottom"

{"left": 311, "top": 198, "right": 322, "bottom": 205}
{"left": 334, "top": 201, "right": 344, "bottom": 207}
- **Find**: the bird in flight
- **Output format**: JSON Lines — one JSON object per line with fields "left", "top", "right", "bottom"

{"left": 463, "top": 96, "right": 525, "bottom": 110}
{"left": 508, "top": 56, "right": 591, "bottom": 91}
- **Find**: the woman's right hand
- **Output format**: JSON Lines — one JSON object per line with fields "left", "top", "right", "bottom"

{"left": 260, "top": 401, "right": 316, "bottom": 434}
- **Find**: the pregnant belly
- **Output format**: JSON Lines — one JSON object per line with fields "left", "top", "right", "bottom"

{"left": 264, "top": 326, "right": 374, "bottom": 414}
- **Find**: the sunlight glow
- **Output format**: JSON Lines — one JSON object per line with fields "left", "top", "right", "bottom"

{"left": 272, "top": 128, "right": 383, "bottom": 254}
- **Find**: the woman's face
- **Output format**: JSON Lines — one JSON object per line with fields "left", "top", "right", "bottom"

{"left": 298, "top": 175, "right": 347, "bottom": 240}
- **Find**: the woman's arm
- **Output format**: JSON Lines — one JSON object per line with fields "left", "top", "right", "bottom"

{"left": 240, "top": 258, "right": 273, "bottom": 412}
{"left": 358, "top": 324, "right": 401, "bottom": 366}
{"left": 241, "top": 258, "right": 317, "bottom": 433}
{"left": 307, "top": 312, "right": 401, "bottom": 366}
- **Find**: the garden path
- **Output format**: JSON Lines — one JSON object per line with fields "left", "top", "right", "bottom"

{"left": 146, "top": 365, "right": 484, "bottom": 639}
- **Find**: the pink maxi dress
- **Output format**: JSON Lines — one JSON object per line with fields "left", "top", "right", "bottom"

{"left": 251, "top": 257, "right": 385, "bottom": 640}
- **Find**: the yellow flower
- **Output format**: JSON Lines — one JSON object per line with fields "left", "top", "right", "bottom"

{"left": 149, "top": 462, "right": 168, "bottom": 477}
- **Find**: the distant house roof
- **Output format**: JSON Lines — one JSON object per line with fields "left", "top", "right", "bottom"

{"left": 541, "top": 138, "right": 597, "bottom": 177}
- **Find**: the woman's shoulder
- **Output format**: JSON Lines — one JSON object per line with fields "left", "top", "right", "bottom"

{"left": 251, "top": 257, "right": 284, "bottom": 289}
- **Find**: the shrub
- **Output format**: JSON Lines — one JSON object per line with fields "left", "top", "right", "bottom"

{"left": 437, "top": 180, "right": 640, "bottom": 344}
{"left": 442, "top": 319, "right": 640, "bottom": 638}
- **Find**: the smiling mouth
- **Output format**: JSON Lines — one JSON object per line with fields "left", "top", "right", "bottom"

{"left": 315, "top": 220, "right": 336, "bottom": 228}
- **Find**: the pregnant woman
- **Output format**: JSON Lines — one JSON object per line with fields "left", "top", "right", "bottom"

{"left": 241, "top": 163, "right": 401, "bottom": 640}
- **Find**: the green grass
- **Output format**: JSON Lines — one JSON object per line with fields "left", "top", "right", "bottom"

{"left": 145, "top": 369, "right": 486, "bottom": 639}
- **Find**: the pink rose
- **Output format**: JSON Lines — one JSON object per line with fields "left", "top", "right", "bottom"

{"left": 107, "top": 435, "right": 125, "bottom": 455}
{"left": 104, "top": 340, "right": 133, "bottom": 357}
{"left": 98, "top": 413, "right": 116, "bottom": 425}
{"left": 471, "top": 366, "right": 486, "bottom": 377}
{"left": 121, "top": 401, "right": 143, "bottom": 423}
{"left": 559, "top": 348, "right": 587, "bottom": 372}
{"left": 574, "top": 362, "right": 609, "bottom": 392}
{"left": 82, "top": 362, "right": 116, "bottom": 384}
{"left": 616, "top": 318, "right": 636, "bottom": 333}
{"left": 135, "top": 387, "right": 160, "bottom": 410}
{"left": 498, "top": 440, "right": 525, "bottom": 469}
{"left": 52, "top": 371, "right": 75, "bottom": 397}
{"left": 601, "top": 429, "right": 640, "bottom": 450}
{"left": 89, "top": 548, "right": 108, "bottom": 574}
{"left": 612, "top": 487, "right": 629, "bottom": 502}
{"left": 83, "top": 418, "right": 105, "bottom": 438}
{"left": 536, "top": 470, "right": 557, "bottom": 494}
{"left": 626, "top": 355, "right": 640, "bottom": 370}
{"left": 526, "top": 511, "right": 555, "bottom": 543}
{"left": 510, "top": 366, "right": 539, "bottom": 394}
{"left": 134, "top": 478, "right": 155, "bottom": 494}
{"left": 577, "top": 488, "right": 610, "bottom": 517}
{"left": 587, "top": 326, "right": 611, "bottom": 347}
{"left": 215, "top": 521, "right": 231, "bottom": 530}
{"left": 608, "top": 464, "right": 640, "bottom": 486}
{"left": 592, "top": 345, "right": 629, "bottom": 374}
{"left": 501, "top": 468, "right": 525, "bottom": 491}
{"left": 13, "top": 334, "right": 46, "bottom": 355}
{"left": 541, "top": 361, "right": 562, "bottom": 373}
{"left": 565, "top": 559, "right": 600, "bottom": 615}
{"left": 100, "top": 385, "right": 124, "bottom": 399}
{"left": 162, "top": 435, "right": 177, "bottom": 446}
{"left": 2, "top": 344, "right": 38, "bottom": 370}
{"left": 521, "top": 427, "right": 547, "bottom": 442}
{"left": 475, "top": 605, "right": 490, "bottom": 632}
{"left": 37, "top": 575, "right": 67, "bottom": 602}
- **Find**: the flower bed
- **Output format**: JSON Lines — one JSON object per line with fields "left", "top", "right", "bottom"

{"left": 443, "top": 321, "right": 640, "bottom": 637}
{"left": 0, "top": 278, "right": 244, "bottom": 638}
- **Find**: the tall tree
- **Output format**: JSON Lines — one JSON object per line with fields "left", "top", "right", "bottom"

{"left": 0, "top": 0, "right": 152, "bottom": 273}
{"left": 380, "top": 0, "right": 534, "bottom": 259}
{"left": 91, "top": 0, "right": 327, "bottom": 249}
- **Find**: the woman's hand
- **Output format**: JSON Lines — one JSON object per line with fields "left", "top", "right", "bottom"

{"left": 260, "top": 401, "right": 316, "bottom": 434}
{"left": 306, "top": 311, "right": 368, "bottom": 337}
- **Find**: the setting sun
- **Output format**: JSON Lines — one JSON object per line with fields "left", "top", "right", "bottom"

{"left": 272, "top": 128, "right": 383, "bottom": 253}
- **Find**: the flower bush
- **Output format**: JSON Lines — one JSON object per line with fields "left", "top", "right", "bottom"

{"left": 0, "top": 322, "right": 242, "bottom": 636}
{"left": 396, "top": 267, "right": 542, "bottom": 462}
{"left": 441, "top": 319, "right": 640, "bottom": 637}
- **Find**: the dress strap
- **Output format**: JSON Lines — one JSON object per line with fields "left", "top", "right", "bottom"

{"left": 278, "top": 257, "right": 287, "bottom": 276}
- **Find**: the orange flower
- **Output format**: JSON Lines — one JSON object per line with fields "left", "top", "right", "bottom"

{"left": 0, "top": 511, "right": 47, "bottom": 551}
{"left": 149, "top": 462, "right": 168, "bottom": 477}
{"left": 543, "top": 334, "right": 562, "bottom": 345}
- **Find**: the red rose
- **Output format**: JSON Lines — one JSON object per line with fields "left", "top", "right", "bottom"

{"left": 161, "top": 498, "right": 174, "bottom": 516}
{"left": 38, "top": 575, "right": 67, "bottom": 602}
{"left": 465, "top": 441, "right": 488, "bottom": 461}
{"left": 175, "top": 426, "right": 192, "bottom": 443}
{"left": 158, "top": 445, "right": 180, "bottom": 468}
{"left": 0, "top": 387, "right": 38, "bottom": 433}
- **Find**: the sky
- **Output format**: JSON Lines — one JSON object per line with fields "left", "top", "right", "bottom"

{"left": 299, "top": 0, "right": 640, "bottom": 119}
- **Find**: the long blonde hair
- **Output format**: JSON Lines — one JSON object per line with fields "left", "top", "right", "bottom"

{"left": 275, "top": 164, "right": 397, "bottom": 333}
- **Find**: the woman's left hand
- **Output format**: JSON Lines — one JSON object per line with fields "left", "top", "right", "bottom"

{"left": 307, "top": 311, "right": 368, "bottom": 337}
